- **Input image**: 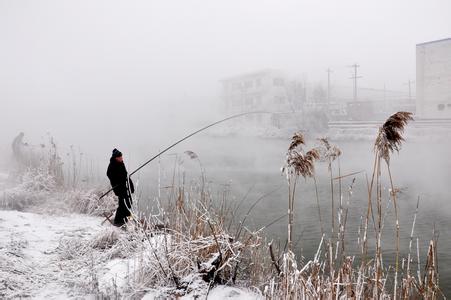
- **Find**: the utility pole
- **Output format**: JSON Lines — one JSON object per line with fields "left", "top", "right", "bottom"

{"left": 349, "top": 64, "right": 362, "bottom": 101}
{"left": 326, "top": 68, "right": 333, "bottom": 104}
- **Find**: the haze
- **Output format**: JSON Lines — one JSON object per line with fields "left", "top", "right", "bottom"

{"left": 1, "top": 0, "right": 451, "bottom": 157}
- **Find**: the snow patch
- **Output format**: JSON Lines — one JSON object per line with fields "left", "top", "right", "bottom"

{"left": 140, "top": 285, "right": 262, "bottom": 300}
{"left": 208, "top": 286, "right": 262, "bottom": 299}
{"left": 99, "top": 257, "right": 135, "bottom": 295}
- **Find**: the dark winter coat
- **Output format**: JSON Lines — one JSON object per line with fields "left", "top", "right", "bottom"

{"left": 106, "top": 157, "right": 134, "bottom": 197}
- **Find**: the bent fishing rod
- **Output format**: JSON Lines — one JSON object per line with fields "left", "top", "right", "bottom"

{"left": 99, "top": 111, "right": 272, "bottom": 199}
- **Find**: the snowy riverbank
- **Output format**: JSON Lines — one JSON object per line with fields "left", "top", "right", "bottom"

{"left": 0, "top": 210, "right": 102, "bottom": 298}
{"left": 0, "top": 210, "right": 261, "bottom": 299}
{"left": 0, "top": 170, "right": 262, "bottom": 299}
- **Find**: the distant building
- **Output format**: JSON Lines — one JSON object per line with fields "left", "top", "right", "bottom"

{"left": 416, "top": 38, "right": 451, "bottom": 118}
{"left": 325, "top": 85, "right": 414, "bottom": 121}
{"left": 220, "top": 69, "right": 293, "bottom": 125}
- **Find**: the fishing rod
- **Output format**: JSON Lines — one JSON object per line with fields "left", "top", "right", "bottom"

{"left": 99, "top": 111, "right": 272, "bottom": 199}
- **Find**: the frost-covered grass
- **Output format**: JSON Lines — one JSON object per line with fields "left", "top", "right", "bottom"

{"left": 0, "top": 180, "right": 263, "bottom": 299}
{"left": 0, "top": 236, "right": 37, "bottom": 298}
{"left": 54, "top": 227, "right": 142, "bottom": 297}
{"left": 1, "top": 165, "right": 116, "bottom": 216}
{"left": 1, "top": 167, "right": 56, "bottom": 210}
{"left": 50, "top": 219, "right": 264, "bottom": 299}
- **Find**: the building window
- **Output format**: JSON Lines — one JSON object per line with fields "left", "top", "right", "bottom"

{"left": 245, "top": 81, "right": 253, "bottom": 88}
{"left": 438, "top": 103, "right": 445, "bottom": 111}
{"left": 256, "top": 78, "right": 261, "bottom": 86}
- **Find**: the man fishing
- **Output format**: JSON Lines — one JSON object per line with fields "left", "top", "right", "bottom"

{"left": 107, "top": 148, "right": 135, "bottom": 227}
{"left": 99, "top": 112, "right": 268, "bottom": 202}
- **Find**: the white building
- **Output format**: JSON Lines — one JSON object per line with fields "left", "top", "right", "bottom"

{"left": 220, "top": 69, "right": 293, "bottom": 125}
{"left": 416, "top": 38, "right": 451, "bottom": 119}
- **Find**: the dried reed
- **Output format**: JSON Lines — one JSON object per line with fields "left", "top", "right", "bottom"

{"left": 318, "top": 137, "right": 342, "bottom": 237}
{"left": 282, "top": 133, "right": 319, "bottom": 252}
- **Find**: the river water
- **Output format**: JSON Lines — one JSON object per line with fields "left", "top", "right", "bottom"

{"left": 132, "top": 135, "right": 451, "bottom": 295}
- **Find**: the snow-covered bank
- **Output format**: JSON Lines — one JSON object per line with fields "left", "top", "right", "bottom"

{"left": 0, "top": 209, "right": 103, "bottom": 298}
{"left": 0, "top": 166, "right": 263, "bottom": 299}
{"left": 0, "top": 209, "right": 262, "bottom": 299}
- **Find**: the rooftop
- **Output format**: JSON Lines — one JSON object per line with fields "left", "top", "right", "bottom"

{"left": 416, "top": 37, "right": 451, "bottom": 46}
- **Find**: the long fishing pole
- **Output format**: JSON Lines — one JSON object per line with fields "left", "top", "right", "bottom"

{"left": 99, "top": 111, "right": 271, "bottom": 199}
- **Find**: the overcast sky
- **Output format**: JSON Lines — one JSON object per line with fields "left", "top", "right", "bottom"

{"left": 1, "top": 0, "right": 450, "bottom": 151}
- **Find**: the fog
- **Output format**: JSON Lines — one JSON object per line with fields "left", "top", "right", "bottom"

{"left": 2, "top": 0, "right": 451, "bottom": 154}
{"left": 2, "top": 0, "right": 451, "bottom": 217}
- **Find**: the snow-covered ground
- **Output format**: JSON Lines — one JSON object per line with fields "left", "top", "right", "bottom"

{"left": 0, "top": 171, "right": 262, "bottom": 299}
{"left": 0, "top": 210, "right": 261, "bottom": 299}
{"left": 0, "top": 209, "right": 103, "bottom": 299}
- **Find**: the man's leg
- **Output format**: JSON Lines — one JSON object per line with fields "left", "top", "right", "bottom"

{"left": 114, "top": 195, "right": 127, "bottom": 226}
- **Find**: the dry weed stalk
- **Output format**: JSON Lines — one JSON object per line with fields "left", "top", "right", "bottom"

{"left": 372, "top": 111, "right": 413, "bottom": 297}
{"left": 123, "top": 158, "right": 268, "bottom": 297}
{"left": 266, "top": 113, "right": 442, "bottom": 299}
{"left": 318, "top": 137, "right": 342, "bottom": 237}
{"left": 282, "top": 132, "right": 319, "bottom": 252}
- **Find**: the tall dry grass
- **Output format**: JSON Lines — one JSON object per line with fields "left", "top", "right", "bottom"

{"left": 263, "top": 111, "right": 443, "bottom": 299}
{"left": 2, "top": 134, "right": 116, "bottom": 215}
{"left": 282, "top": 133, "right": 319, "bottom": 253}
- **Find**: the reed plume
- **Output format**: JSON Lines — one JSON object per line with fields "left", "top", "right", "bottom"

{"left": 283, "top": 133, "right": 320, "bottom": 178}
{"left": 318, "top": 137, "right": 342, "bottom": 237}
{"left": 288, "top": 132, "right": 305, "bottom": 152}
{"left": 283, "top": 133, "right": 319, "bottom": 254}
{"left": 318, "top": 137, "right": 342, "bottom": 165}
{"left": 285, "top": 148, "right": 320, "bottom": 178}
{"left": 374, "top": 111, "right": 413, "bottom": 163}
{"left": 184, "top": 150, "right": 198, "bottom": 160}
